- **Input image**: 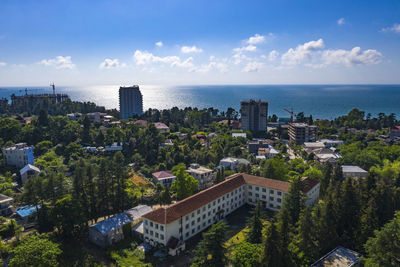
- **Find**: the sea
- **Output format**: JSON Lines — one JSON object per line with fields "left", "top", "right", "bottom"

{"left": 1, "top": 84, "right": 400, "bottom": 120}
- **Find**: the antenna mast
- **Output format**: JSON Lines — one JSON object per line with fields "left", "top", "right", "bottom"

{"left": 50, "top": 83, "right": 55, "bottom": 95}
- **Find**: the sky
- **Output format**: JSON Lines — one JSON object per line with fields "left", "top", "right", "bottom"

{"left": 0, "top": 0, "right": 400, "bottom": 86}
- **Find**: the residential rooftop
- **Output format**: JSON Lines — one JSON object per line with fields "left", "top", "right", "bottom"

{"left": 310, "top": 246, "right": 362, "bottom": 267}
{"left": 342, "top": 165, "right": 367, "bottom": 173}
{"left": 152, "top": 171, "right": 176, "bottom": 180}
{"left": 143, "top": 173, "right": 293, "bottom": 224}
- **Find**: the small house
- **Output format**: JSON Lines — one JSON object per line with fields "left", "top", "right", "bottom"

{"left": 20, "top": 164, "right": 40, "bottom": 185}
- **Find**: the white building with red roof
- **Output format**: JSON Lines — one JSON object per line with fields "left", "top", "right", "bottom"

{"left": 152, "top": 171, "right": 176, "bottom": 188}
{"left": 142, "top": 173, "right": 320, "bottom": 256}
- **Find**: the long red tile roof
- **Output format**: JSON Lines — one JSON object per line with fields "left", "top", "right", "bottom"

{"left": 142, "top": 173, "right": 293, "bottom": 224}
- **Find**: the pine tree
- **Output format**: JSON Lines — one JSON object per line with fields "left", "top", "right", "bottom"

{"left": 289, "top": 206, "right": 318, "bottom": 266}
{"left": 261, "top": 222, "right": 283, "bottom": 267}
{"left": 282, "top": 176, "right": 305, "bottom": 225}
{"left": 247, "top": 201, "right": 263, "bottom": 243}
{"left": 192, "top": 222, "right": 227, "bottom": 267}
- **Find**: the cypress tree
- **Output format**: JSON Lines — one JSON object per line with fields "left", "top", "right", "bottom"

{"left": 247, "top": 201, "right": 263, "bottom": 243}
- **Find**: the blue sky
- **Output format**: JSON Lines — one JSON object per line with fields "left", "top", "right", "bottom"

{"left": 0, "top": 0, "right": 399, "bottom": 85}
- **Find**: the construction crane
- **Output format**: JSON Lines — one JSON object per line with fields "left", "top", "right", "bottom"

{"left": 283, "top": 108, "right": 296, "bottom": 122}
{"left": 50, "top": 83, "right": 56, "bottom": 95}
{"left": 19, "top": 88, "right": 31, "bottom": 95}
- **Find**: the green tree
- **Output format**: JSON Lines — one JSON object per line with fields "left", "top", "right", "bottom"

{"left": 232, "top": 242, "right": 262, "bottom": 267}
{"left": 289, "top": 206, "right": 318, "bottom": 266}
{"left": 364, "top": 212, "right": 400, "bottom": 266}
{"left": 192, "top": 221, "right": 227, "bottom": 267}
{"left": 171, "top": 163, "right": 198, "bottom": 200}
{"left": 282, "top": 176, "right": 305, "bottom": 225}
{"left": 246, "top": 201, "right": 263, "bottom": 243}
{"left": 261, "top": 222, "right": 284, "bottom": 267}
{"left": 10, "top": 235, "right": 62, "bottom": 267}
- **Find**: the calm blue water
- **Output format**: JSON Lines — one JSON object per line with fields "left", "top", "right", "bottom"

{"left": 1, "top": 84, "right": 400, "bottom": 120}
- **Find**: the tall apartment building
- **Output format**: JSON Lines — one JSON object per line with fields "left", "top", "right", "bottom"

{"left": 2, "top": 143, "right": 34, "bottom": 168}
{"left": 187, "top": 164, "right": 214, "bottom": 190}
{"left": 119, "top": 86, "right": 143, "bottom": 119}
{"left": 240, "top": 100, "right": 268, "bottom": 133}
{"left": 142, "top": 173, "right": 320, "bottom": 256}
{"left": 288, "top": 123, "right": 318, "bottom": 145}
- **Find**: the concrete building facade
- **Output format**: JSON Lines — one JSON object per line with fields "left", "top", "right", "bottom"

{"left": 2, "top": 143, "right": 34, "bottom": 168}
{"left": 240, "top": 100, "right": 268, "bottom": 133}
{"left": 288, "top": 123, "right": 318, "bottom": 145}
{"left": 119, "top": 86, "right": 143, "bottom": 119}
{"left": 186, "top": 163, "right": 214, "bottom": 190}
{"left": 142, "top": 173, "right": 320, "bottom": 256}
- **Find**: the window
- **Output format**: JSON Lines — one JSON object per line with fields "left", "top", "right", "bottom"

{"left": 203, "top": 222, "right": 206, "bottom": 227}
{"left": 191, "top": 221, "right": 195, "bottom": 226}
{"left": 192, "top": 229, "right": 195, "bottom": 234}
{"left": 155, "top": 233, "right": 159, "bottom": 238}
{"left": 208, "top": 219, "right": 211, "bottom": 224}
{"left": 208, "top": 211, "right": 211, "bottom": 216}
{"left": 262, "top": 188, "right": 266, "bottom": 192}
{"left": 179, "top": 228, "right": 182, "bottom": 233}
{"left": 145, "top": 229, "right": 148, "bottom": 234}
{"left": 213, "top": 209, "right": 216, "bottom": 213}
{"left": 270, "top": 197, "right": 274, "bottom": 201}
{"left": 160, "top": 234, "right": 164, "bottom": 240}
{"left": 222, "top": 196, "right": 225, "bottom": 200}
{"left": 198, "top": 225, "right": 200, "bottom": 230}
{"left": 186, "top": 216, "right": 189, "bottom": 221}
{"left": 255, "top": 186, "right": 259, "bottom": 191}
{"left": 208, "top": 204, "right": 211, "bottom": 208}
{"left": 192, "top": 213, "right": 194, "bottom": 218}
{"left": 155, "top": 223, "right": 158, "bottom": 229}
{"left": 150, "top": 230, "right": 153, "bottom": 236}
{"left": 160, "top": 225, "right": 164, "bottom": 231}
{"left": 218, "top": 199, "right": 221, "bottom": 203}
{"left": 269, "top": 204, "right": 273, "bottom": 208}
{"left": 186, "top": 233, "right": 189, "bottom": 237}
{"left": 262, "top": 195, "right": 266, "bottom": 199}
{"left": 144, "top": 220, "right": 148, "bottom": 225}
{"left": 203, "top": 214, "right": 206, "bottom": 219}
{"left": 278, "top": 191, "right": 282, "bottom": 196}
{"left": 197, "top": 218, "right": 200, "bottom": 222}
{"left": 255, "top": 193, "right": 259, "bottom": 198}
{"left": 249, "top": 192, "right": 253, "bottom": 196}
{"left": 277, "top": 198, "right": 282, "bottom": 203}
{"left": 197, "top": 210, "right": 200, "bottom": 215}
{"left": 248, "top": 185, "right": 253, "bottom": 190}
{"left": 270, "top": 190, "right": 274, "bottom": 194}
{"left": 213, "top": 201, "right": 216, "bottom": 206}
{"left": 203, "top": 207, "right": 206, "bottom": 211}
{"left": 186, "top": 224, "right": 189, "bottom": 229}
{"left": 150, "top": 222, "right": 153, "bottom": 227}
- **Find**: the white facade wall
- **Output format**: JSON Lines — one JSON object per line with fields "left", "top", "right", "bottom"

{"left": 143, "top": 180, "right": 320, "bottom": 250}
{"left": 305, "top": 183, "right": 320, "bottom": 206}
{"left": 2, "top": 145, "right": 34, "bottom": 168}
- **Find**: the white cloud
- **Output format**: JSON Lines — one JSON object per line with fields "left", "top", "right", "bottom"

{"left": 193, "top": 60, "right": 228, "bottom": 73}
{"left": 99, "top": 58, "right": 126, "bottom": 69}
{"left": 242, "top": 61, "right": 263, "bottom": 72}
{"left": 268, "top": 50, "right": 279, "bottom": 61}
{"left": 247, "top": 34, "right": 265, "bottom": 45}
{"left": 322, "top": 47, "right": 382, "bottom": 66}
{"left": 134, "top": 50, "right": 180, "bottom": 65}
{"left": 155, "top": 41, "right": 163, "bottom": 47}
{"left": 233, "top": 53, "right": 251, "bottom": 65}
{"left": 171, "top": 57, "right": 194, "bottom": 68}
{"left": 337, "top": 18, "right": 345, "bottom": 26}
{"left": 381, "top": 23, "right": 400, "bottom": 34}
{"left": 134, "top": 50, "right": 195, "bottom": 70}
{"left": 40, "top": 56, "right": 75, "bottom": 69}
{"left": 181, "top": 46, "right": 203, "bottom": 53}
{"left": 233, "top": 45, "right": 257, "bottom": 53}
{"left": 281, "top": 38, "right": 325, "bottom": 65}
{"left": 0, "top": 62, "right": 6, "bottom": 67}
